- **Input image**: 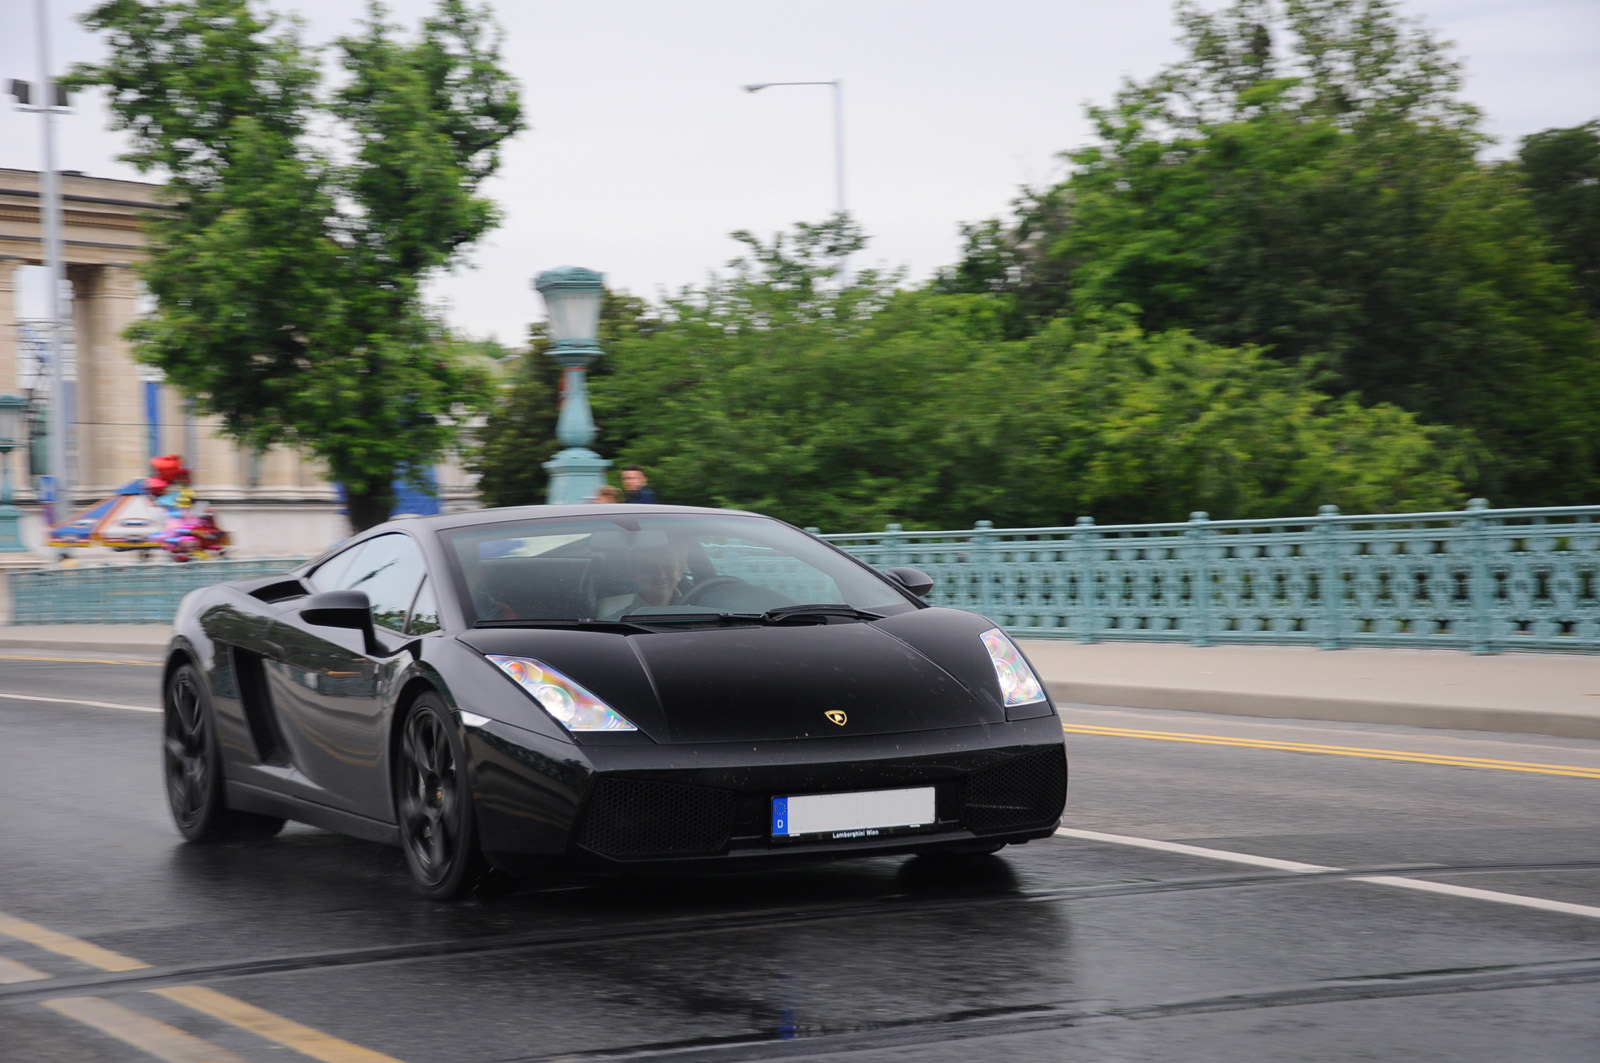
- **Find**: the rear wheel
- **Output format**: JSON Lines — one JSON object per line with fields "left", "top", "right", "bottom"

{"left": 163, "top": 663, "right": 285, "bottom": 842}
{"left": 395, "top": 694, "right": 483, "bottom": 900}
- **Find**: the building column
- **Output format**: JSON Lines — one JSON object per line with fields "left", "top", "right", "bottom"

{"left": 0, "top": 263, "right": 16, "bottom": 394}
{"left": 71, "top": 264, "right": 146, "bottom": 496}
{"left": 193, "top": 415, "right": 245, "bottom": 501}
{"left": 257, "top": 444, "right": 296, "bottom": 496}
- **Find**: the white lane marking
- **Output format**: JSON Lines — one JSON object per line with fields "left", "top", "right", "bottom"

{"left": 1354, "top": 875, "right": 1600, "bottom": 922}
{"left": 1054, "top": 828, "right": 1336, "bottom": 873}
{"left": 1056, "top": 828, "right": 1600, "bottom": 921}
{"left": 0, "top": 691, "right": 159, "bottom": 714}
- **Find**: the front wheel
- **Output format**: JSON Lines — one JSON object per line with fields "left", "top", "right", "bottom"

{"left": 163, "top": 663, "right": 285, "bottom": 842}
{"left": 395, "top": 694, "right": 484, "bottom": 900}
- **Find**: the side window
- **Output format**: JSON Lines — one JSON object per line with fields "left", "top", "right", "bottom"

{"left": 329, "top": 534, "right": 428, "bottom": 634}
{"left": 309, "top": 543, "right": 361, "bottom": 591}
{"left": 407, "top": 577, "right": 442, "bottom": 635}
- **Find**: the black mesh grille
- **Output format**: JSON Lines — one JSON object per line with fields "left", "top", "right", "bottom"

{"left": 962, "top": 746, "right": 1067, "bottom": 832}
{"left": 577, "top": 777, "right": 737, "bottom": 858}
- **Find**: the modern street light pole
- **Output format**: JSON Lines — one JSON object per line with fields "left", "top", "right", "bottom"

{"left": 743, "top": 79, "right": 847, "bottom": 272}
{"left": 9, "top": 0, "right": 73, "bottom": 522}
{"left": 533, "top": 266, "right": 611, "bottom": 505}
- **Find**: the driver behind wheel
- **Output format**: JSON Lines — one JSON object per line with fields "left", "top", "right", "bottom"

{"left": 597, "top": 538, "right": 688, "bottom": 618}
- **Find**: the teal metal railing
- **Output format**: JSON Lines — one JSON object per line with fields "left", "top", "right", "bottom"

{"left": 8, "top": 501, "right": 1599, "bottom": 653}
{"left": 817, "top": 501, "right": 1600, "bottom": 654}
{"left": 9, "top": 558, "right": 309, "bottom": 624}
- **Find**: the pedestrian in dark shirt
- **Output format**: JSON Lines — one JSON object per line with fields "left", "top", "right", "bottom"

{"left": 621, "top": 466, "right": 659, "bottom": 504}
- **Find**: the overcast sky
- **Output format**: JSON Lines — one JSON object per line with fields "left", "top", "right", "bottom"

{"left": 4, "top": 0, "right": 1597, "bottom": 345}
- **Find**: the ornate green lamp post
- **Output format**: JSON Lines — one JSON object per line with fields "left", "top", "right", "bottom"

{"left": 0, "top": 394, "right": 28, "bottom": 551}
{"left": 533, "top": 266, "right": 611, "bottom": 505}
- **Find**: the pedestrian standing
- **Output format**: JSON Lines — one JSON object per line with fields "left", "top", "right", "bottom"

{"left": 621, "top": 466, "right": 659, "bottom": 504}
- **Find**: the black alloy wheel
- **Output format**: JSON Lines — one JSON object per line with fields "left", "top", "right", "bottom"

{"left": 163, "top": 663, "right": 284, "bottom": 842}
{"left": 396, "top": 694, "right": 483, "bottom": 900}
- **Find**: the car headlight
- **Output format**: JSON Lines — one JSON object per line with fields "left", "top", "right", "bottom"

{"left": 485, "top": 655, "right": 637, "bottom": 732}
{"left": 979, "top": 628, "right": 1046, "bottom": 707}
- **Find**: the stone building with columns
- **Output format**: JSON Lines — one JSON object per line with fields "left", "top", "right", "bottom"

{"left": 0, "top": 168, "right": 479, "bottom": 558}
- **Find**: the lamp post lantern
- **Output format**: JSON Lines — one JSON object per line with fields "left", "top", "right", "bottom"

{"left": 0, "top": 394, "right": 28, "bottom": 551}
{"left": 534, "top": 266, "right": 611, "bottom": 505}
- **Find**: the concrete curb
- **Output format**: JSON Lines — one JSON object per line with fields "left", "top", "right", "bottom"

{"left": 0, "top": 634, "right": 170, "bottom": 654}
{"left": 0, "top": 626, "right": 172, "bottom": 655}
{"left": 1046, "top": 681, "right": 1600, "bottom": 742}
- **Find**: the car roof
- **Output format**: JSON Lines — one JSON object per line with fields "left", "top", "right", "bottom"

{"left": 388, "top": 503, "right": 768, "bottom": 536}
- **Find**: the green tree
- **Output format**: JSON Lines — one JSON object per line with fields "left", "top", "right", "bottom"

{"left": 933, "top": 185, "right": 1075, "bottom": 340}
{"left": 987, "top": 315, "right": 1464, "bottom": 525}
{"left": 577, "top": 218, "right": 1460, "bottom": 530}
{"left": 1519, "top": 121, "right": 1600, "bottom": 318}
{"left": 947, "top": 0, "right": 1600, "bottom": 506}
{"left": 70, "top": 0, "right": 522, "bottom": 530}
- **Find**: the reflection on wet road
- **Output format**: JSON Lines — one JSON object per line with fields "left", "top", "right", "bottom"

{"left": 1, "top": 657, "right": 1596, "bottom": 1061}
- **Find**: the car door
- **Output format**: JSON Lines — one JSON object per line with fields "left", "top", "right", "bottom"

{"left": 264, "top": 533, "right": 429, "bottom": 820}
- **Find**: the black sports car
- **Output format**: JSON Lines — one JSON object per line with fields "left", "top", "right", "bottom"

{"left": 162, "top": 505, "right": 1068, "bottom": 898}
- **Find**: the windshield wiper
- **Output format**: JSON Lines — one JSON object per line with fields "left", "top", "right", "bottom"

{"left": 608, "top": 605, "right": 885, "bottom": 627}
{"left": 760, "top": 604, "right": 884, "bottom": 623}
{"left": 615, "top": 610, "right": 765, "bottom": 625}
{"left": 474, "top": 618, "right": 651, "bottom": 633}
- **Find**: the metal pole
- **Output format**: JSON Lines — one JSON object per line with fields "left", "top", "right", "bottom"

{"left": 831, "top": 79, "right": 845, "bottom": 219}
{"left": 35, "top": 0, "right": 71, "bottom": 518}
{"left": 744, "top": 79, "right": 848, "bottom": 275}
{"left": 831, "top": 79, "right": 847, "bottom": 279}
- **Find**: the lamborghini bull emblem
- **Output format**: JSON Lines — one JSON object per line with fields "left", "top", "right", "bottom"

{"left": 825, "top": 710, "right": 848, "bottom": 726}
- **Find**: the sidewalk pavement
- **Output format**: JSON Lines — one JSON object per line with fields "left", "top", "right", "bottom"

{"left": 1020, "top": 640, "right": 1600, "bottom": 742}
{"left": 2, "top": 625, "right": 1597, "bottom": 742}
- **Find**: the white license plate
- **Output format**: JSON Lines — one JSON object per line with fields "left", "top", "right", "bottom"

{"left": 771, "top": 786, "right": 936, "bottom": 840}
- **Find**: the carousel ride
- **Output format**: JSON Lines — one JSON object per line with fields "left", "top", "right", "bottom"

{"left": 50, "top": 454, "right": 230, "bottom": 562}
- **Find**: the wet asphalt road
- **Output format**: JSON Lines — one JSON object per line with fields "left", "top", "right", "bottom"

{"left": 1, "top": 650, "right": 1598, "bottom": 1062}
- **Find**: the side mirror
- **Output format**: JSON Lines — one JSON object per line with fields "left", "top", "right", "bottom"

{"left": 884, "top": 566, "right": 935, "bottom": 598}
{"left": 300, "top": 589, "right": 382, "bottom": 654}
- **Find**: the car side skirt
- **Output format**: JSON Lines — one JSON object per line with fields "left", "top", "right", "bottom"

{"left": 226, "top": 780, "right": 401, "bottom": 846}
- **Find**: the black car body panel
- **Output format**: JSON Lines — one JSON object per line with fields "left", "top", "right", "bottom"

{"left": 162, "top": 505, "right": 1068, "bottom": 890}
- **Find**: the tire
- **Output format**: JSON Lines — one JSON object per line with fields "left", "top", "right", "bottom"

{"left": 395, "top": 693, "right": 484, "bottom": 900}
{"left": 163, "top": 663, "right": 285, "bottom": 843}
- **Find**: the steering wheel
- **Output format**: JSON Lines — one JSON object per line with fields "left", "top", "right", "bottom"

{"left": 680, "top": 576, "right": 745, "bottom": 606}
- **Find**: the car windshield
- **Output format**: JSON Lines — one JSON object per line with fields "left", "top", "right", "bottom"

{"left": 442, "top": 513, "right": 915, "bottom": 626}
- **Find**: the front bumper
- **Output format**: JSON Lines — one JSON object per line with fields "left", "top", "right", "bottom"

{"left": 466, "top": 715, "right": 1068, "bottom": 872}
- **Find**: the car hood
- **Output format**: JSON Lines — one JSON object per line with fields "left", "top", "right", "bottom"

{"left": 458, "top": 617, "right": 1008, "bottom": 744}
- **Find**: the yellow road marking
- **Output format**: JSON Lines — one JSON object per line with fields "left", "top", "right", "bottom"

{"left": 0, "top": 913, "right": 150, "bottom": 972}
{"left": 155, "top": 986, "right": 407, "bottom": 1063}
{"left": 43, "top": 996, "right": 253, "bottom": 1063}
{"left": 1, "top": 909, "right": 406, "bottom": 1061}
{"left": 1061, "top": 723, "right": 1600, "bottom": 779}
{"left": 0, "top": 654, "right": 161, "bottom": 666}
{"left": 0, "top": 955, "right": 49, "bottom": 983}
